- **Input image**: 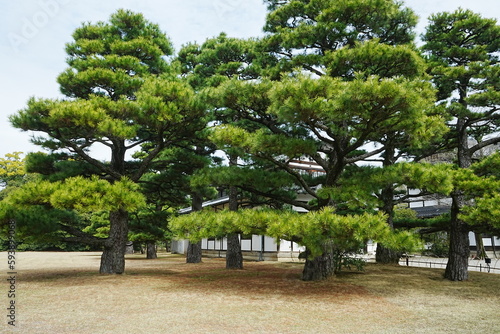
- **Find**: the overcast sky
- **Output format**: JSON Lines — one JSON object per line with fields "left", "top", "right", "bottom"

{"left": 1, "top": 0, "right": 499, "bottom": 160}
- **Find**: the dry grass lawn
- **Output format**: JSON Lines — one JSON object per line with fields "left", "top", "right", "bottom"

{"left": 2, "top": 251, "right": 499, "bottom": 333}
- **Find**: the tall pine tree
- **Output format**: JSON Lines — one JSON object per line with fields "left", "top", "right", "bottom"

{"left": 9, "top": 10, "right": 204, "bottom": 274}
{"left": 422, "top": 9, "right": 500, "bottom": 281}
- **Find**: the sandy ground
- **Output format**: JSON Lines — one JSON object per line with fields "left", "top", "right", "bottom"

{"left": 0, "top": 251, "right": 499, "bottom": 334}
{"left": 9, "top": 251, "right": 103, "bottom": 271}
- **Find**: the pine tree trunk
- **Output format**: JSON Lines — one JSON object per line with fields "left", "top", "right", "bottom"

{"left": 376, "top": 243, "right": 401, "bottom": 264}
{"left": 186, "top": 241, "right": 202, "bottom": 263}
{"left": 100, "top": 209, "right": 128, "bottom": 274}
{"left": 125, "top": 241, "right": 134, "bottom": 254}
{"left": 444, "top": 193, "right": 470, "bottom": 281}
{"left": 302, "top": 251, "right": 335, "bottom": 281}
{"left": 146, "top": 242, "right": 157, "bottom": 259}
{"left": 226, "top": 233, "right": 243, "bottom": 269}
{"left": 225, "top": 153, "right": 243, "bottom": 269}
{"left": 444, "top": 220, "right": 469, "bottom": 281}
{"left": 444, "top": 116, "right": 471, "bottom": 281}
{"left": 474, "top": 232, "right": 486, "bottom": 259}
{"left": 186, "top": 192, "right": 204, "bottom": 263}
{"left": 376, "top": 145, "right": 400, "bottom": 264}
{"left": 491, "top": 236, "right": 497, "bottom": 258}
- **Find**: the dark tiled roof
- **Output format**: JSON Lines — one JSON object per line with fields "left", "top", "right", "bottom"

{"left": 412, "top": 205, "right": 450, "bottom": 218}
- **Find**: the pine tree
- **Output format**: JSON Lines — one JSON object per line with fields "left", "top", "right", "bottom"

{"left": 9, "top": 10, "right": 204, "bottom": 274}
{"left": 422, "top": 9, "right": 500, "bottom": 281}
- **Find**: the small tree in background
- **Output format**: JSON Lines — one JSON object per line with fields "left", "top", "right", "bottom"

{"left": 0, "top": 152, "right": 26, "bottom": 192}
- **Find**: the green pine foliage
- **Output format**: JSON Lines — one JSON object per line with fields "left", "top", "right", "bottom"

{"left": 171, "top": 208, "right": 422, "bottom": 270}
{"left": 459, "top": 153, "right": 500, "bottom": 230}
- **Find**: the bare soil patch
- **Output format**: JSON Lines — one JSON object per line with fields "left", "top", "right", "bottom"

{"left": 2, "top": 252, "right": 499, "bottom": 333}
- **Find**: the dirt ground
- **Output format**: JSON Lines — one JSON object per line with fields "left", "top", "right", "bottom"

{"left": 1, "top": 251, "right": 499, "bottom": 334}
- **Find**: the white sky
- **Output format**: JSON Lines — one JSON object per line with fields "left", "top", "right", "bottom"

{"left": 1, "top": 0, "right": 499, "bottom": 160}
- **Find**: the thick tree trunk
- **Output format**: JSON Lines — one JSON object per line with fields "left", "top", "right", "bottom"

{"left": 444, "top": 193, "right": 470, "bottom": 281}
{"left": 375, "top": 203, "right": 401, "bottom": 264}
{"left": 186, "top": 192, "right": 204, "bottom": 263}
{"left": 444, "top": 116, "right": 471, "bottom": 281}
{"left": 376, "top": 243, "right": 402, "bottom": 264}
{"left": 376, "top": 144, "right": 401, "bottom": 264}
{"left": 226, "top": 153, "right": 243, "bottom": 269}
{"left": 125, "top": 241, "right": 134, "bottom": 254}
{"left": 302, "top": 250, "right": 335, "bottom": 281}
{"left": 100, "top": 209, "right": 128, "bottom": 274}
{"left": 226, "top": 233, "right": 243, "bottom": 270}
{"left": 146, "top": 242, "right": 157, "bottom": 259}
{"left": 186, "top": 241, "right": 202, "bottom": 263}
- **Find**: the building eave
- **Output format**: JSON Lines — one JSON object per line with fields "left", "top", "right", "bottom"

{"left": 178, "top": 196, "right": 230, "bottom": 214}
